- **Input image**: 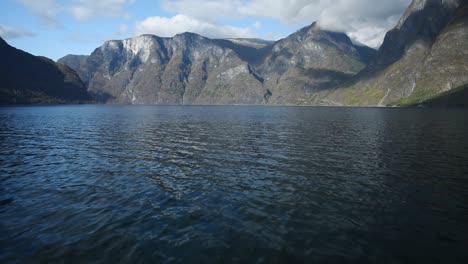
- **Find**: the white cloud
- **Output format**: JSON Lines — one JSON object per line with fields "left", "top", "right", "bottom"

{"left": 69, "top": 6, "right": 94, "bottom": 21}
{"left": 16, "top": 0, "right": 62, "bottom": 28}
{"left": 15, "top": 0, "right": 413, "bottom": 48}
{"left": 135, "top": 14, "right": 256, "bottom": 39}
{"left": 162, "top": 0, "right": 245, "bottom": 22}
{"left": 162, "top": 0, "right": 321, "bottom": 22}
{"left": 316, "top": 0, "right": 411, "bottom": 47}
{"left": 0, "top": 24, "right": 35, "bottom": 39}
{"left": 252, "top": 21, "right": 261, "bottom": 30}
{"left": 70, "top": 0, "right": 135, "bottom": 21}
{"left": 238, "top": 0, "right": 323, "bottom": 23}
{"left": 16, "top": 0, "right": 135, "bottom": 26}
{"left": 160, "top": 0, "right": 412, "bottom": 47}
{"left": 117, "top": 24, "right": 129, "bottom": 36}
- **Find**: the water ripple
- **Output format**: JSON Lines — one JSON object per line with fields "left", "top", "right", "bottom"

{"left": 1, "top": 105, "right": 468, "bottom": 263}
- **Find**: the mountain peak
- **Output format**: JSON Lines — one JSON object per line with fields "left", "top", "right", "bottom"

{"left": 0, "top": 37, "right": 8, "bottom": 47}
{"left": 396, "top": 0, "right": 461, "bottom": 29}
{"left": 295, "top": 21, "right": 320, "bottom": 35}
{"left": 373, "top": 0, "right": 463, "bottom": 69}
{"left": 173, "top": 32, "right": 205, "bottom": 41}
{"left": 0, "top": 36, "right": 89, "bottom": 104}
{"left": 57, "top": 20, "right": 374, "bottom": 104}
{"left": 175, "top": 31, "right": 200, "bottom": 37}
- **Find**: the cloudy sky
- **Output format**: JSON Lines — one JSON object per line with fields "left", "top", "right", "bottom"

{"left": 0, "top": 0, "right": 411, "bottom": 61}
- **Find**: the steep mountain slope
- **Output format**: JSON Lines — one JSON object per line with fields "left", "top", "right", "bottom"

{"left": 315, "top": 0, "right": 468, "bottom": 106}
{"left": 58, "top": 55, "right": 89, "bottom": 72}
{"left": 255, "top": 22, "right": 376, "bottom": 103}
{"left": 60, "top": 24, "right": 375, "bottom": 105}
{"left": 224, "top": 38, "right": 274, "bottom": 49}
{"left": 411, "top": 83, "right": 468, "bottom": 107}
{"left": 63, "top": 33, "right": 267, "bottom": 104}
{"left": 0, "top": 37, "right": 90, "bottom": 104}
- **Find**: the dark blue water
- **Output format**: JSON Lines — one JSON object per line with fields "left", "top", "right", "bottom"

{"left": 1, "top": 105, "right": 468, "bottom": 263}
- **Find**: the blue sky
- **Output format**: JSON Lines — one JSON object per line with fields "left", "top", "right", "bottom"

{"left": 0, "top": 0, "right": 411, "bottom": 61}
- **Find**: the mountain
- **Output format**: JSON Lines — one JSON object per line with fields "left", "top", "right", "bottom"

{"left": 224, "top": 38, "right": 274, "bottom": 49}
{"left": 253, "top": 22, "right": 377, "bottom": 103}
{"left": 60, "top": 33, "right": 268, "bottom": 104}
{"left": 412, "top": 83, "right": 468, "bottom": 107}
{"left": 311, "top": 0, "right": 468, "bottom": 106}
{"left": 58, "top": 55, "right": 89, "bottom": 72}
{"left": 59, "top": 24, "right": 375, "bottom": 105}
{"left": 3, "top": 0, "right": 466, "bottom": 106}
{"left": 0, "top": 37, "right": 90, "bottom": 104}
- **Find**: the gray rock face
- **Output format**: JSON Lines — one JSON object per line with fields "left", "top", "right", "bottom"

{"left": 57, "top": 55, "right": 89, "bottom": 72}
{"left": 254, "top": 23, "right": 376, "bottom": 103}
{"left": 260, "top": 23, "right": 371, "bottom": 74}
{"left": 317, "top": 0, "right": 468, "bottom": 106}
{"left": 224, "top": 38, "right": 274, "bottom": 49}
{"left": 0, "top": 37, "right": 90, "bottom": 104}
{"left": 60, "top": 24, "right": 375, "bottom": 105}
{"left": 372, "top": 0, "right": 463, "bottom": 69}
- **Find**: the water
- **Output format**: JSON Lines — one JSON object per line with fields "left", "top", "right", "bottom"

{"left": 1, "top": 105, "right": 467, "bottom": 263}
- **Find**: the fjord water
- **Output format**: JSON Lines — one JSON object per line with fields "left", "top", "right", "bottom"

{"left": 1, "top": 105, "right": 467, "bottom": 263}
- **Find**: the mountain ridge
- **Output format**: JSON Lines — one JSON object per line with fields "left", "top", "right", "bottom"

{"left": 0, "top": 37, "right": 90, "bottom": 104}
{"left": 2, "top": 0, "right": 466, "bottom": 106}
{"left": 58, "top": 23, "right": 375, "bottom": 105}
{"left": 306, "top": 0, "right": 468, "bottom": 106}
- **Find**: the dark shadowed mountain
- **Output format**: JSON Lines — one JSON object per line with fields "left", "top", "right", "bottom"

{"left": 0, "top": 37, "right": 90, "bottom": 104}
{"left": 59, "top": 23, "right": 375, "bottom": 105}
{"left": 312, "top": 0, "right": 468, "bottom": 106}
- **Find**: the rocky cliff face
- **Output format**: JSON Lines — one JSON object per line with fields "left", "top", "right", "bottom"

{"left": 58, "top": 55, "right": 89, "bottom": 72}
{"left": 64, "top": 33, "right": 267, "bottom": 104}
{"left": 60, "top": 24, "right": 375, "bottom": 105}
{"left": 373, "top": 0, "right": 462, "bottom": 69}
{"left": 314, "top": 0, "right": 468, "bottom": 106}
{"left": 255, "top": 23, "right": 376, "bottom": 103}
{"left": 0, "top": 37, "right": 90, "bottom": 104}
